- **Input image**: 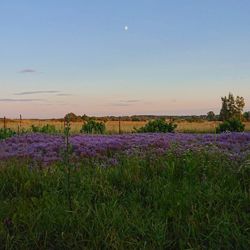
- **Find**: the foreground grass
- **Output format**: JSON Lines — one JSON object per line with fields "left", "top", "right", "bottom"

{"left": 0, "top": 152, "right": 249, "bottom": 249}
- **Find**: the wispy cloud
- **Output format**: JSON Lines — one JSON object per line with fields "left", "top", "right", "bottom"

{"left": 0, "top": 98, "right": 44, "bottom": 102}
{"left": 110, "top": 103, "right": 131, "bottom": 107}
{"left": 19, "top": 69, "right": 37, "bottom": 74}
{"left": 108, "top": 99, "right": 141, "bottom": 107}
{"left": 57, "top": 93, "right": 72, "bottom": 96}
{"left": 119, "top": 99, "right": 140, "bottom": 103}
{"left": 15, "top": 90, "right": 60, "bottom": 95}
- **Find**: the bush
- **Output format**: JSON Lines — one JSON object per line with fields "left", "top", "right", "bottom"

{"left": 135, "top": 118, "right": 177, "bottom": 133}
{"left": 0, "top": 128, "right": 16, "bottom": 140}
{"left": 31, "top": 124, "right": 57, "bottom": 134}
{"left": 243, "top": 111, "right": 250, "bottom": 121}
{"left": 80, "top": 120, "right": 106, "bottom": 134}
{"left": 216, "top": 118, "right": 245, "bottom": 133}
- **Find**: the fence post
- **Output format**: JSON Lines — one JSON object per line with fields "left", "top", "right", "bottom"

{"left": 20, "top": 114, "right": 22, "bottom": 129}
{"left": 18, "top": 114, "right": 22, "bottom": 135}
{"left": 4, "top": 116, "right": 6, "bottom": 130}
{"left": 118, "top": 116, "right": 121, "bottom": 134}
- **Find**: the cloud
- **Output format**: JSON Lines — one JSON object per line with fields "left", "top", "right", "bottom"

{"left": 19, "top": 69, "right": 37, "bottom": 74}
{"left": 0, "top": 98, "right": 44, "bottom": 102}
{"left": 110, "top": 103, "right": 131, "bottom": 107}
{"left": 119, "top": 99, "right": 140, "bottom": 103}
{"left": 57, "top": 93, "right": 72, "bottom": 96}
{"left": 15, "top": 90, "right": 60, "bottom": 95}
{"left": 108, "top": 99, "right": 141, "bottom": 107}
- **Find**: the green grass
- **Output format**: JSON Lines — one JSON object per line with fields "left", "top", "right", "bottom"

{"left": 0, "top": 152, "right": 249, "bottom": 249}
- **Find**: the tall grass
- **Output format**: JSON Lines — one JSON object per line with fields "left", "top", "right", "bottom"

{"left": 0, "top": 151, "right": 249, "bottom": 249}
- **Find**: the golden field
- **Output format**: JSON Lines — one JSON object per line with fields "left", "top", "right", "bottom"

{"left": 1, "top": 119, "right": 250, "bottom": 133}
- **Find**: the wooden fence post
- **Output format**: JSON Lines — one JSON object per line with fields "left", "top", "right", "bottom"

{"left": 118, "top": 116, "right": 121, "bottom": 134}
{"left": 3, "top": 116, "right": 6, "bottom": 130}
{"left": 20, "top": 114, "right": 22, "bottom": 129}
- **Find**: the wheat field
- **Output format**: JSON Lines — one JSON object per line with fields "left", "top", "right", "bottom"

{"left": 1, "top": 119, "right": 250, "bottom": 133}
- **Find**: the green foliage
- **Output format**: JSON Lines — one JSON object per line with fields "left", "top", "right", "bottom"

{"left": 136, "top": 118, "right": 177, "bottom": 133}
{"left": 65, "top": 112, "right": 83, "bottom": 122}
{"left": 80, "top": 120, "right": 106, "bottom": 134}
{"left": 31, "top": 124, "right": 57, "bottom": 134}
{"left": 216, "top": 118, "right": 245, "bottom": 133}
{"left": 0, "top": 152, "right": 249, "bottom": 249}
{"left": 219, "top": 93, "right": 245, "bottom": 121}
{"left": 0, "top": 128, "right": 16, "bottom": 140}
{"left": 207, "top": 111, "right": 216, "bottom": 121}
{"left": 131, "top": 116, "right": 140, "bottom": 121}
{"left": 243, "top": 111, "right": 250, "bottom": 121}
{"left": 81, "top": 114, "right": 89, "bottom": 121}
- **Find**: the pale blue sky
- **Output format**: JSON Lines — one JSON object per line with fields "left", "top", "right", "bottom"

{"left": 0, "top": 0, "right": 250, "bottom": 118}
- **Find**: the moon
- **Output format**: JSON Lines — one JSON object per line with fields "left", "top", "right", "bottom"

{"left": 124, "top": 26, "right": 128, "bottom": 31}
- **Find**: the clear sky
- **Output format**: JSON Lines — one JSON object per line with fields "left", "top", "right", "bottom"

{"left": 0, "top": 0, "right": 250, "bottom": 118}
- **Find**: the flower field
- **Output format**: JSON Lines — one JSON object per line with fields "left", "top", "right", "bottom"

{"left": 0, "top": 132, "right": 250, "bottom": 165}
{"left": 1, "top": 132, "right": 250, "bottom": 249}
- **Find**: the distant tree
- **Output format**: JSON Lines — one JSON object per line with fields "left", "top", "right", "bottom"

{"left": 81, "top": 114, "right": 89, "bottom": 121}
{"left": 219, "top": 93, "right": 245, "bottom": 121}
{"left": 131, "top": 116, "right": 140, "bottom": 122}
{"left": 207, "top": 111, "right": 216, "bottom": 121}
{"left": 65, "top": 113, "right": 78, "bottom": 122}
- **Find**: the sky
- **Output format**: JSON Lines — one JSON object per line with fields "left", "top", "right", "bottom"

{"left": 0, "top": 0, "right": 250, "bottom": 118}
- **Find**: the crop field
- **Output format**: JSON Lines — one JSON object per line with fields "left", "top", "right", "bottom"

{"left": 0, "top": 131, "right": 250, "bottom": 249}
{"left": 2, "top": 119, "right": 250, "bottom": 133}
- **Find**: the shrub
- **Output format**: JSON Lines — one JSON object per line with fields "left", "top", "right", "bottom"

{"left": 80, "top": 120, "right": 106, "bottom": 134}
{"left": 31, "top": 124, "right": 57, "bottom": 134}
{"left": 216, "top": 118, "right": 245, "bottom": 133}
{"left": 135, "top": 118, "right": 177, "bottom": 133}
{"left": 243, "top": 111, "right": 250, "bottom": 121}
{"left": 0, "top": 128, "right": 16, "bottom": 140}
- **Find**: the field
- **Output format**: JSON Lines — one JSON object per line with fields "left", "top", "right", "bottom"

{"left": 0, "top": 132, "right": 250, "bottom": 249}
{"left": 2, "top": 119, "right": 250, "bottom": 133}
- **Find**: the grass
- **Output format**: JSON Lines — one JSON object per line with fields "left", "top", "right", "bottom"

{"left": 0, "top": 151, "right": 249, "bottom": 249}
{"left": 2, "top": 119, "right": 250, "bottom": 134}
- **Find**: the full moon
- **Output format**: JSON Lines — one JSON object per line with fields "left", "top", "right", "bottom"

{"left": 124, "top": 26, "right": 128, "bottom": 31}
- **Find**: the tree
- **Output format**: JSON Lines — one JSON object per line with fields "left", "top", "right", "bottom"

{"left": 65, "top": 113, "right": 78, "bottom": 122}
{"left": 235, "top": 96, "right": 245, "bottom": 119}
{"left": 219, "top": 93, "right": 245, "bottom": 121}
{"left": 207, "top": 111, "right": 216, "bottom": 121}
{"left": 81, "top": 114, "right": 89, "bottom": 121}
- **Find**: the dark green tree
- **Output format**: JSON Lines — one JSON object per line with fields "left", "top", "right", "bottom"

{"left": 207, "top": 111, "right": 216, "bottom": 121}
{"left": 219, "top": 93, "right": 245, "bottom": 121}
{"left": 65, "top": 113, "right": 78, "bottom": 122}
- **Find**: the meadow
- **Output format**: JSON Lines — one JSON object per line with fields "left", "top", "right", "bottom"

{"left": 2, "top": 119, "right": 250, "bottom": 134}
{"left": 0, "top": 132, "right": 250, "bottom": 249}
